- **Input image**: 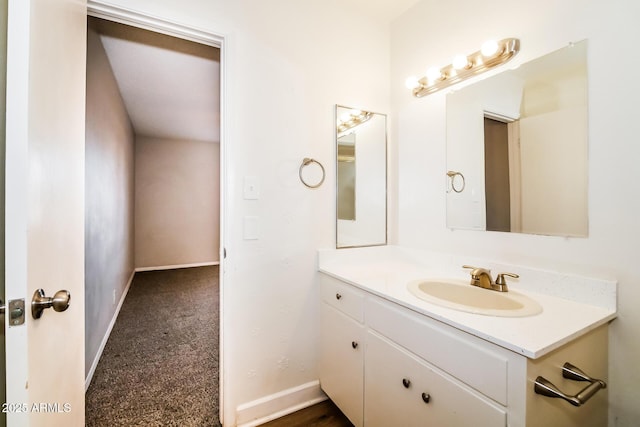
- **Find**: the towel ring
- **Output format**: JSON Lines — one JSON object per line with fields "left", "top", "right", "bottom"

{"left": 447, "top": 170, "right": 465, "bottom": 193}
{"left": 299, "top": 158, "right": 325, "bottom": 189}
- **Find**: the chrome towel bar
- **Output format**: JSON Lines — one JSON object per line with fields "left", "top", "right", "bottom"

{"left": 534, "top": 362, "right": 606, "bottom": 407}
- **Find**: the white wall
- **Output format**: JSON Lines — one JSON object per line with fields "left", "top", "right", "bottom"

{"left": 391, "top": 0, "right": 640, "bottom": 425}
{"left": 134, "top": 136, "right": 220, "bottom": 269}
{"left": 85, "top": 27, "right": 135, "bottom": 379}
{"left": 97, "top": 1, "right": 390, "bottom": 425}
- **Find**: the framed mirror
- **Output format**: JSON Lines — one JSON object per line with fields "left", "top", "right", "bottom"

{"left": 446, "top": 40, "right": 588, "bottom": 237}
{"left": 336, "top": 105, "right": 387, "bottom": 248}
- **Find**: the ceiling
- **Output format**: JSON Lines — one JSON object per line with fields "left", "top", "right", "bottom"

{"left": 89, "top": 17, "right": 221, "bottom": 143}
{"left": 347, "top": 0, "right": 421, "bottom": 21}
{"left": 88, "top": 3, "right": 418, "bottom": 143}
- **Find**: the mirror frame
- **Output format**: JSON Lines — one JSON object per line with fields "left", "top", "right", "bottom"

{"left": 335, "top": 104, "right": 388, "bottom": 248}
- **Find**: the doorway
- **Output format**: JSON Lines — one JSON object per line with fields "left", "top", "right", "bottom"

{"left": 84, "top": 5, "right": 225, "bottom": 424}
{"left": 483, "top": 117, "right": 511, "bottom": 232}
{"left": 483, "top": 115, "right": 522, "bottom": 233}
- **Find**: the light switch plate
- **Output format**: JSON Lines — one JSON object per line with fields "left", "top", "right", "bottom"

{"left": 243, "top": 216, "right": 259, "bottom": 240}
{"left": 243, "top": 176, "right": 260, "bottom": 200}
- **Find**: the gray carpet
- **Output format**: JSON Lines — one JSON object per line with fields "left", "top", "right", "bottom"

{"left": 86, "top": 266, "right": 221, "bottom": 426}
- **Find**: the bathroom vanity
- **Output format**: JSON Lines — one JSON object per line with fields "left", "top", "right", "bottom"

{"left": 317, "top": 246, "right": 616, "bottom": 427}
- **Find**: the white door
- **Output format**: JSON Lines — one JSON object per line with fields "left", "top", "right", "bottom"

{"left": 5, "top": 0, "right": 86, "bottom": 425}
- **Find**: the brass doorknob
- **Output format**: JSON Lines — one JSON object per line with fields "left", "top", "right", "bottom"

{"left": 31, "top": 289, "right": 71, "bottom": 319}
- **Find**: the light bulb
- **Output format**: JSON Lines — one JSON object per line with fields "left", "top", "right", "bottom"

{"left": 405, "top": 76, "right": 420, "bottom": 90}
{"left": 452, "top": 54, "right": 468, "bottom": 70}
{"left": 340, "top": 113, "right": 351, "bottom": 123}
{"left": 350, "top": 109, "right": 361, "bottom": 117}
{"left": 481, "top": 40, "right": 499, "bottom": 57}
{"left": 426, "top": 67, "right": 442, "bottom": 82}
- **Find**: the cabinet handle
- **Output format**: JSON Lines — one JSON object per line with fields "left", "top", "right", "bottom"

{"left": 534, "top": 362, "right": 607, "bottom": 407}
{"left": 351, "top": 341, "right": 358, "bottom": 349}
{"left": 335, "top": 293, "right": 342, "bottom": 300}
{"left": 421, "top": 393, "right": 430, "bottom": 404}
{"left": 402, "top": 378, "right": 411, "bottom": 388}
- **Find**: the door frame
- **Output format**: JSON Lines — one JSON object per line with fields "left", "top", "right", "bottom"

{"left": 86, "top": 1, "right": 228, "bottom": 423}
{"left": 5, "top": 0, "right": 32, "bottom": 423}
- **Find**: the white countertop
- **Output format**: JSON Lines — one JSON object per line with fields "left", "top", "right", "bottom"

{"left": 318, "top": 246, "right": 617, "bottom": 359}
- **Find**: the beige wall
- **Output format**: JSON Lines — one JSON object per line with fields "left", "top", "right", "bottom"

{"left": 85, "top": 27, "right": 135, "bottom": 377}
{"left": 519, "top": 106, "right": 588, "bottom": 235}
{"left": 134, "top": 136, "right": 219, "bottom": 269}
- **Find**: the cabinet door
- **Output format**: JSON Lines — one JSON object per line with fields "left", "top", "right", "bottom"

{"left": 319, "top": 303, "right": 365, "bottom": 427}
{"left": 365, "top": 332, "right": 506, "bottom": 427}
{"left": 365, "top": 332, "right": 427, "bottom": 426}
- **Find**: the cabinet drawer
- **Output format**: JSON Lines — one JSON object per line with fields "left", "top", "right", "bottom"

{"left": 365, "top": 331, "right": 506, "bottom": 427}
{"left": 366, "top": 298, "right": 508, "bottom": 405}
{"left": 320, "top": 273, "right": 364, "bottom": 322}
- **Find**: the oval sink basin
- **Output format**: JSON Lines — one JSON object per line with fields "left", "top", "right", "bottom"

{"left": 407, "top": 279, "right": 542, "bottom": 317}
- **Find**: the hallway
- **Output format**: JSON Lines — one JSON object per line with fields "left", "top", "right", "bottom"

{"left": 86, "top": 266, "right": 220, "bottom": 426}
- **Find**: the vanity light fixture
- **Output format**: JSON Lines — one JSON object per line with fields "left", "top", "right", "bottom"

{"left": 406, "top": 38, "right": 520, "bottom": 98}
{"left": 337, "top": 109, "right": 373, "bottom": 135}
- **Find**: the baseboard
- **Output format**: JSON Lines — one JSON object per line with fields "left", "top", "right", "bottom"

{"left": 236, "top": 380, "right": 327, "bottom": 427}
{"left": 85, "top": 269, "right": 136, "bottom": 392}
{"left": 135, "top": 261, "right": 219, "bottom": 272}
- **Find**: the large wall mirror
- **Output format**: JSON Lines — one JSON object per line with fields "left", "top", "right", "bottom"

{"left": 336, "top": 105, "right": 387, "bottom": 248}
{"left": 446, "top": 40, "right": 588, "bottom": 237}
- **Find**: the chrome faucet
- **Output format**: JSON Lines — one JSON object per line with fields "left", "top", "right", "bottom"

{"left": 462, "top": 265, "right": 518, "bottom": 292}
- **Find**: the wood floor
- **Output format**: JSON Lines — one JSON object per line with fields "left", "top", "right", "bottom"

{"left": 260, "top": 400, "right": 353, "bottom": 427}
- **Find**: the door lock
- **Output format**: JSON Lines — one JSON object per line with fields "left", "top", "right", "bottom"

{"left": 31, "top": 289, "right": 71, "bottom": 319}
{"left": 1, "top": 299, "right": 26, "bottom": 326}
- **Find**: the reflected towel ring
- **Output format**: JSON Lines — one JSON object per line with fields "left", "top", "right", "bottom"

{"left": 447, "top": 171, "right": 465, "bottom": 193}
{"left": 299, "top": 158, "right": 325, "bottom": 188}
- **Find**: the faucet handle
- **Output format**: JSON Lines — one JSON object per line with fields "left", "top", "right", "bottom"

{"left": 495, "top": 272, "right": 519, "bottom": 286}
{"left": 462, "top": 265, "right": 481, "bottom": 274}
{"left": 462, "top": 265, "right": 491, "bottom": 278}
{"left": 462, "top": 265, "right": 478, "bottom": 277}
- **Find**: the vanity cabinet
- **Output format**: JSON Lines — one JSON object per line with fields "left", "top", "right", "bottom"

{"left": 318, "top": 273, "right": 609, "bottom": 427}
